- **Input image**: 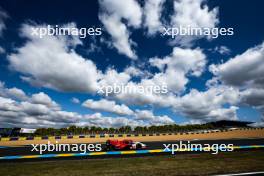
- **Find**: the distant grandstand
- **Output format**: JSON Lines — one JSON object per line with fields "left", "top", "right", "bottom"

{"left": 206, "top": 120, "right": 253, "bottom": 128}
{"left": 0, "top": 128, "right": 36, "bottom": 137}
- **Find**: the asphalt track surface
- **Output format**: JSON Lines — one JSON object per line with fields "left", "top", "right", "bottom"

{"left": 0, "top": 138, "right": 263, "bottom": 162}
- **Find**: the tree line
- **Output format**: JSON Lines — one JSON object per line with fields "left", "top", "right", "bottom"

{"left": 35, "top": 124, "right": 215, "bottom": 136}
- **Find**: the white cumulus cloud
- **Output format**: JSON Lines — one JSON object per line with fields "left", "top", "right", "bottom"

{"left": 82, "top": 98, "right": 134, "bottom": 116}
{"left": 99, "top": 0, "right": 142, "bottom": 59}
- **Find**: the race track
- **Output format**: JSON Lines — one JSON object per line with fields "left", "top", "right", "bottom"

{"left": 0, "top": 138, "right": 263, "bottom": 161}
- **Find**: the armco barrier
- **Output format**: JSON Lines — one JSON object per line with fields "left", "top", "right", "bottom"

{"left": 42, "top": 136, "right": 49, "bottom": 140}
{"left": 0, "top": 137, "right": 9, "bottom": 141}
{"left": 55, "top": 136, "right": 61, "bottom": 140}
{"left": 26, "top": 136, "right": 34, "bottom": 140}
{"left": 18, "top": 137, "right": 26, "bottom": 141}
{"left": 61, "top": 136, "right": 67, "bottom": 139}
{"left": 67, "top": 135, "right": 73, "bottom": 139}
{"left": 10, "top": 137, "right": 19, "bottom": 141}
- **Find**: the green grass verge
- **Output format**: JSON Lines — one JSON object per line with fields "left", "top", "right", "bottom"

{"left": 1, "top": 150, "right": 264, "bottom": 176}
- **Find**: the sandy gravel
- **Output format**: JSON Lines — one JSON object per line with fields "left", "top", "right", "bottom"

{"left": 0, "top": 129, "right": 263, "bottom": 146}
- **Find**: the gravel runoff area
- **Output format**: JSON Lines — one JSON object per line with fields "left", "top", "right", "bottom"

{"left": 0, "top": 128, "right": 263, "bottom": 146}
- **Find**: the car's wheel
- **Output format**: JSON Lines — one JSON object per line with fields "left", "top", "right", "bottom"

{"left": 104, "top": 146, "right": 110, "bottom": 151}
{"left": 136, "top": 143, "right": 142, "bottom": 149}
{"left": 105, "top": 145, "right": 114, "bottom": 151}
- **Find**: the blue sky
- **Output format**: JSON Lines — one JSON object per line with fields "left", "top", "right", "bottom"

{"left": 0, "top": 0, "right": 264, "bottom": 128}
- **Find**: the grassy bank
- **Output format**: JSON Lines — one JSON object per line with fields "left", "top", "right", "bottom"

{"left": 1, "top": 150, "right": 264, "bottom": 176}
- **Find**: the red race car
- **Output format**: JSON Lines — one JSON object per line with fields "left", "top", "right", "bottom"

{"left": 105, "top": 139, "right": 147, "bottom": 151}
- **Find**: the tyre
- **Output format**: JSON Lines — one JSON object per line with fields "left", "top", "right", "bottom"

{"left": 136, "top": 143, "right": 142, "bottom": 150}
